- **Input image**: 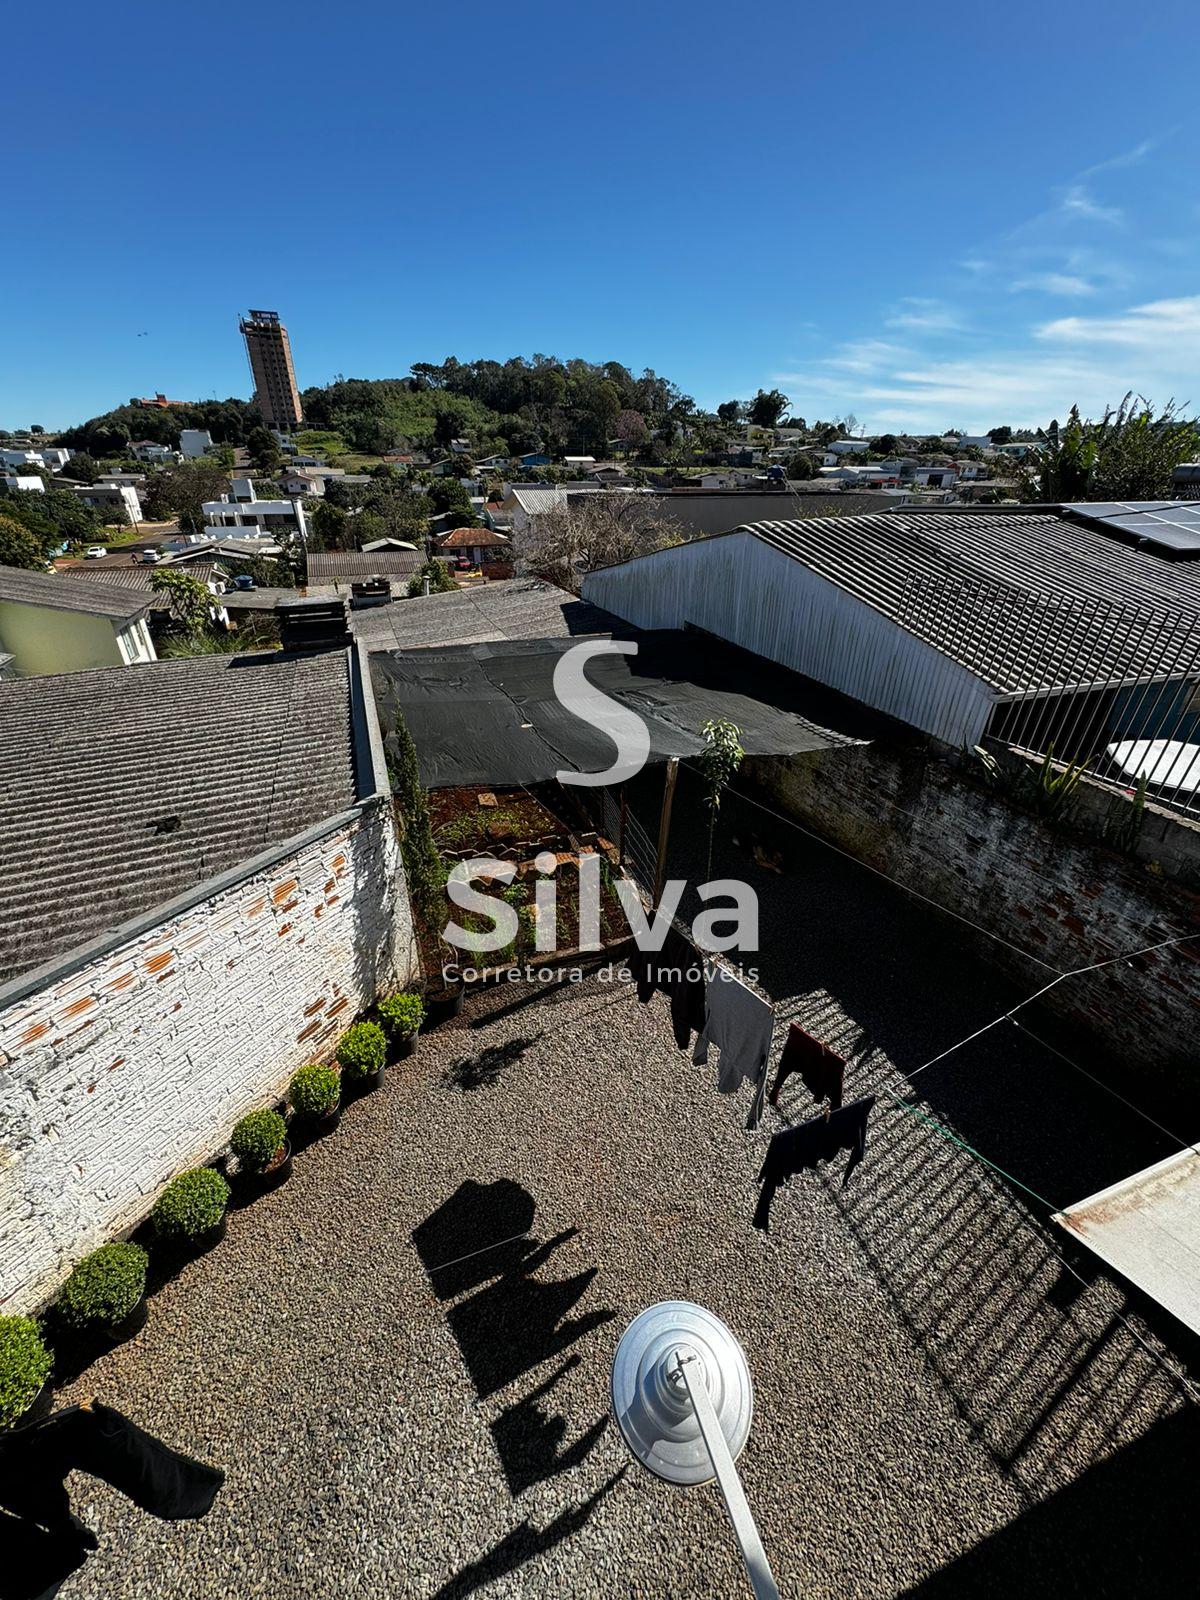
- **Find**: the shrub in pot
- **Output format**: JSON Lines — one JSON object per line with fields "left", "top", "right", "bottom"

{"left": 56, "top": 1242, "right": 149, "bottom": 1342}
{"left": 151, "top": 1168, "right": 230, "bottom": 1250}
{"left": 0, "top": 1315, "right": 53, "bottom": 1430}
{"left": 376, "top": 995, "right": 424, "bottom": 1059}
{"left": 337, "top": 1019, "right": 389, "bottom": 1084}
{"left": 289, "top": 1062, "right": 341, "bottom": 1126}
{"left": 231, "top": 1108, "right": 290, "bottom": 1181}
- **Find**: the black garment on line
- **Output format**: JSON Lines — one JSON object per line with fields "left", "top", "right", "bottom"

{"left": 634, "top": 926, "right": 706, "bottom": 1050}
{"left": 0, "top": 1403, "right": 224, "bottom": 1526}
{"left": 753, "top": 1095, "right": 876, "bottom": 1231}
{"left": 769, "top": 1022, "right": 846, "bottom": 1109}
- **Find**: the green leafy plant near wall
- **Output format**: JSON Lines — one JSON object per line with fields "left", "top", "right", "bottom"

{"left": 377, "top": 993, "right": 424, "bottom": 1039}
{"left": 289, "top": 1062, "right": 341, "bottom": 1119}
{"left": 0, "top": 1315, "right": 52, "bottom": 1429}
{"left": 151, "top": 1169, "right": 230, "bottom": 1244}
{"left": 231, "top": 1108, "right": 288, "bottom": 1172}
{"left": 1104, "top": 772, "right": 1149, "bottom": 853}
{"left": 699, "top": 718, "right": 745, "bottom": 877}
{"left": 56, "top": 1243, "right": 147, "bottom": 1332}
{"left": 336, "top": 1021, "right": 387, "bottom": 1079}
{"left": 387, "top": 710, "right": 446, "bottom": 924}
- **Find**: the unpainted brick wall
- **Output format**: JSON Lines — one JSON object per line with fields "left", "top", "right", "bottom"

{"left": 749, "top": 742, "right": 1200, "bottom": 1082}
{"left": 0, "top": 802, "right": 417, "bottom": 1313}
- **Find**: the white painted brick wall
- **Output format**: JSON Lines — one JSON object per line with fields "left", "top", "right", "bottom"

{"left": 0, "top": 801, "right": 418, "bottom": 1313}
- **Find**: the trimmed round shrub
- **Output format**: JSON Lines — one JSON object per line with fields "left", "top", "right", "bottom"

{"left": 56, "top": 1243, "right": 147, "bottom": 1332}
{"left": 336, "top": 1020, "right": 388, "bottom": 1079}
{"left": 151, "top": 1168, "right": 230, "bottom": 1244}
{"left": 289, "top": 1062, "right": 340, "bottom": 1119}
{"left": 0, "top": 1315, "right": 53, "bottom": 1430}
{"left": 231, "top": 1108, "right": 287, "bottom": 1171}
{"left": 377, "top": 994, "right": 424, "bottom": 1040}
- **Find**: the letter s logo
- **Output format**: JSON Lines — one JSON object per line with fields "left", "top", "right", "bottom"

{"left": 552, "top": 640, "right": 650, "bottom": 787}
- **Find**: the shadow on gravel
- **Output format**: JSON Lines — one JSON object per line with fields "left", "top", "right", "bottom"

{"left": 442, "top": 1035, "right": 542, "bottom": 1091}
{"left": 412, "top": 1180, "right": 615, "bottom": 1500}
{"left": 428, "top": 1467, "right": 628, "bottom": 1600}
{"left": 903, "top": 1406, "right": 1198, "bottom": 1598}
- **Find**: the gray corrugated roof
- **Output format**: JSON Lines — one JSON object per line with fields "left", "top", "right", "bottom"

{"left": 306, "top": 550, "right": 425, "bottom": 580}
{"left": 0, "top": 650, "right": 357, "bottom": 986}
{"left": 352, "top": 577, "right": 617, "bottom": 650}
{"left": 67, "top": 562, "right": 221, "bottom": 610}
{"left": 0, "top": 562, "right": 151, "bottom": 621}
{"left": 740, "top": 509, "right": 1200, "bottom": 693}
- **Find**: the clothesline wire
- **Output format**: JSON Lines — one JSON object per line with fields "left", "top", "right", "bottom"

{"left": 1006, "top": 1015, "right": 1200, "bottom": 1157}
{"left": 903, "top": 932, "right": 1197, "bottom": 1082}
{"left": 870, "top": 1084, "right": 1200, "bottom": 1408}
{"left": 676, "top": 763, "right": 1062, "bottom": 974}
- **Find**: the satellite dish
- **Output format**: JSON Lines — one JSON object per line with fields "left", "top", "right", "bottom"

{"left": 611, "top": 1301, "right": 779, "bottom": 1599}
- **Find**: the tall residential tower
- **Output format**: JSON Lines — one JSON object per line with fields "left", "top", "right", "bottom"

{"left": 239, "top": 309, "right": 303, "bottom": 432}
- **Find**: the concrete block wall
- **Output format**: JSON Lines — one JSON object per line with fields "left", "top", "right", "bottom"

{"left": 749, "top": 741, "right": 1200, "bottom": 1084}
{"left": 0, "top": 801, "right": 417, "bottom": 1313}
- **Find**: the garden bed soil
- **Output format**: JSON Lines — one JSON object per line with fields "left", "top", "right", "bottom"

{"left": 429, "top": 786, "right": 566, "bottom": 858}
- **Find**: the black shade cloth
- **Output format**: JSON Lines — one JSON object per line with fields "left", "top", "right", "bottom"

{"left": 754, "top": 1095, "right": 876, "bottom": 1231}
{"left": 370, "top": 631, "right": 871, "bottom": 788}
{"left": 634, "top": 925, "right": 707, "bottom": 1048}
{"left": 0, "top": 1404, "right": 224, "bottom": 1525}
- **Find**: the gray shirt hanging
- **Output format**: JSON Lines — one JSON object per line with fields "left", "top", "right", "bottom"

{"left": 693, "top": 962, "right": 774, "bottom": 1128}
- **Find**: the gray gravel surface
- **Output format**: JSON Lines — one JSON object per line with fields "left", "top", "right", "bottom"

{"left": 52, "top": 795, "right": 1199, "bottom": 1598}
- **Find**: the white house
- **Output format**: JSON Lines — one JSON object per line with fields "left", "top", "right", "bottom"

{"left": 72, "top": 483, "right": 143, "bottom": 524}
{"left": 131, "top": 440, "right": 175, "bottom": 463}
{"left": 180, "top": 429, "right": 213, "bottom": 459}
{"left": 0, "top": 450, "right": 46, "bottom": 471}
{"left": 202, "top": 482, "right": 309, "bottom": 541}
{"left": 0, "top": 563, "right": 157, "bottom": 676}
{"left": 3, "top": 475, "right": 45, "bottom": 494}
{"left": 826, "top": 438, "right": 872, "bottom": 457}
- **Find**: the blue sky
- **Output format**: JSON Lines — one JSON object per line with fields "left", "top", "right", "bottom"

{"left": 3, "top": 0, "right": 1198, "bottom": 433}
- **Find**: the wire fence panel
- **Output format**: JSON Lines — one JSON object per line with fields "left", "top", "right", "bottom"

{"left": 894, "top": 569, "right": 1200, "bottom": 813}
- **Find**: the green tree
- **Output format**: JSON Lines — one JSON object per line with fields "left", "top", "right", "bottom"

{"left": 311, "top": 501, "right": 352, "bottom": 551}
{"left": 747, "top": 389, "right": 790, "bottom": 428}
{"left": 786, "top": 451, "right": 817, "bottom": 480}
{"left": 29, "top": 425, "right": 44, "bottom": 435}
{"left": 406, "top": 559, "right": 457, "bottom": 598}
{"left": 246, "top": 427, "right": 281, "bottom": 474}
{"left": 873, "top": 434, "right": 899, "bottom": 457}
{"left": 717, "top": 400, "right": 742, "bottom": 424}
{"left": 987, "top": 426, "right": 1013, "bottom": 446}
{"left": 1025, "top": 396, "right": 1199, "bottom": 502}
{"left": 64, "top": 451, "right": 101, "bottom": 484}
{"left": 141, "top": 460, "right": 229, "bottom": 533}
{"left": 0, "top": 512, "right": 45, "bottom": 569}
{"left": 698, "top": 718, "right": 744, "bottom": 878}
{"left": 151, "top": 569, "right": 213, "bottom": 635}
{"left": 427, "top": 478, "right": 474, "bottom": 522}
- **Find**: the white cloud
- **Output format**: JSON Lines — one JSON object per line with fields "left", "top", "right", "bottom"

{"left": 1009, "top": 272, "right": 1097, "bottom": 297}
{"left": 1058, "top": 184, "right": 1123, "bottom": 225}
{"left": 885, "top": 298, "right": 966, "bottom": 333}
{"left": 1079, "top": 137, "right": 1156, "bottom": 179}
{"left": 1036, "top": 295, "right": 1200, "bottom": 345}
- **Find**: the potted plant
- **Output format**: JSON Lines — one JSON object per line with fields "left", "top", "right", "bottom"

{"left": 289, "top": 1062, "right": 341, "bottom": 1131}
{"left": 337, "top": 1019, "right": 389, "bottom": 1088}
{"left": 55, "top": 1242, "right": 149, "bottom": 1345}
{"left": 0, "top": 1315, "right": 53, "bottom": 1431}
{"left": 423, "top": 971, "right": 464, "bottom": 1027}
{"left": 230, "top": 1108, "right": 291, "bottom": 1188}
{"left": 375, "top": 996, "right": 424, "bottom": 1062}
{"left": 151, "top": 1168, "right": 231, "bottom": 1252}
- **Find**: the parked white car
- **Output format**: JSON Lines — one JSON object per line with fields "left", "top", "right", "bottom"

{"left": 136, "top": 548, "right": 163, "bottom": 564}
{"left": 83, "top": 545, "right": 107, "bottom": 559}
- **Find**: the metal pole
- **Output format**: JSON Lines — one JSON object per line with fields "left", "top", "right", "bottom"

{"left": 673, "top": 1352, "right": 781, "bottom": 1600}
{"left": 654, "top": 756, "right": 679, "bottom": 906}
{"left": 619, "top": 784, "right": 628, "bottom": 867}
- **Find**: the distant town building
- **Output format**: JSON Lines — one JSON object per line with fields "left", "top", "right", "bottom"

{"left": 239, "top": 309, "right": 303, "bottom": 432}
{"left": 72, "top": 483, "right": 143, "bottom": 525}
{"left": 202, "top": 479, "right": 308, "bottom": 541}
{"left": 132, "top": 393, "right": 188, "bottom": 409}
{"left": 180, "top": 429, "right": 213, "bottom": 459}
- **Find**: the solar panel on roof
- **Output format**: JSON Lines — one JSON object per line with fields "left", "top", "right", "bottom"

{"left": 1064, "top": 501, "right": 1200, "bottom": 558}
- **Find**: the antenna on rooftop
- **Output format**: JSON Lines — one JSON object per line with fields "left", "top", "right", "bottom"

{"left": 611, "top": 1301, "right": 780, "bottom": 1599}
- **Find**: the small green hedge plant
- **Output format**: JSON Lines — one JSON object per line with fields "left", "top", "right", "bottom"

{"left": 0, "top": 1315, "right": 52, "bottom": 1429}
{"left": 377, "top": 994, "right": 424, "bottom": 1040}
{"left": 57, "top": 1243, "right": 147, "bottom": 1332}
{"left": 151, "top": 1168, "right": 230, "bottom": 1244}
{"left": 336, "top": 1020, "right": 388, "bottom": 1079}
{"left": 231, "top": 1108, "right": 287, "bottom": 1171}
{"left": 289, "top": 1062, "right": 340, "bottom": 1119}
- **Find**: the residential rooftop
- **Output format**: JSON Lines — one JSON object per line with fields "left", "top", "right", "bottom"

{"left": 306, "top": 550, "right": 427, "bottom": 582}
{"left": 0, "top": 650, "right": 357, "bottom": 989}
{"left": 0, "top": 561, "right": 151, "bottom": 622}
{"left": 349, "top": 576, "right": 618, "bottom": 649}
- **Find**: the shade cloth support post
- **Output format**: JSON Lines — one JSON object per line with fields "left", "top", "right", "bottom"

{"left": 654, "top": 757, "right": 679, "bottom": 905}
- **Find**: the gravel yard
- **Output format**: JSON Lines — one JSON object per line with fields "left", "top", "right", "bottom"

{"left": 52, "top": 794, "right": 1199, "bottom": 1599}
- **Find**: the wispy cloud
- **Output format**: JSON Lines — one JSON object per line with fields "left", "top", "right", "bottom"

{"left": 885, "top": 297, "right": 966, "bottom": 333}
{"left": 1058, "top": 184, "right": 1123, "bottom": 226}
{"left": 1079, "top": 136, "right": 1156, "bottom": 179}
{"left": 1009, "top": 272, "right": 1097, "bottom": 297}
{"left": 1035, "top": 295, "right": 1200, "bottom": 346}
